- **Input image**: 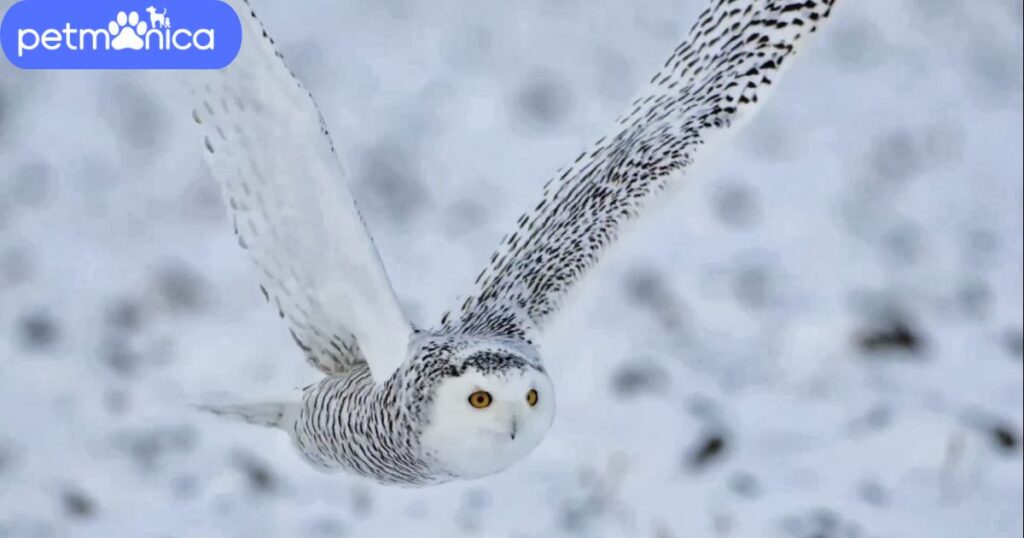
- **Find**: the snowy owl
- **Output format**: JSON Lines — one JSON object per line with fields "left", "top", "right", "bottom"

{"left": 187, "top": 0, "right": 836, "bottom": 485}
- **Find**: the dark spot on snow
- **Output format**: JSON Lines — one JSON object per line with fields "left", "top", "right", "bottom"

{"left": 9, "top": 161, "right": 52, "bottom": 208}
{"left": 558, "top": 460, "right": 629, "bottom": 533}
{"left": 100, "top": 337, "right": 142, "bottom": 378}
{"left": 0, "top": 443, "right": 12, "bottom": 476}
{"left": 965, "top": 228, "right": 998, "bottom": 260}
{"left": 849, "top": 403, "right": 893, "bottom": 436}
{"left": 624, "top": 269, "right": 689, "bottom": 336}
{"left": 17, "top": 310, "right": 60, "bottom": 351}
{"left": 443, "top": 199, "right": 489, "bottom": 238}
{"left": 103, "top": 389, "right": 131, "bottom": 416}
{"left": 729, "top": 471, "right": 761, "bottom": 499}
{"left": 113, "top": 425, "right": 197, "bottom": 472}
{"left": 880, "top": 223, "right": 922, "bottom": 266}
{"left": 714, "top": 181, "right": 760, "bottom": 229}
{"left": 60, "top": 488, "right": 97, "bottom": 519}
{"left": 733, "top": 263, "right": 773, "bottom": 309}
{"left": 356, "top": 142, "right": 426, "bottom": 225}
{"left": 102, "top": 82, "right": 167, "bottom": 154}
{"left": 350, "top": 486, "right": 373, "bottom": 518}
{"left": 965, "top": 32, "right": 1021, "bottom": 103}
{"left": 512, "top": 71, "right": 571, "bottom": 132}
{"left": 233, "top": 450, "right": 278, "bottom": 493}
{"left": 610, "top": 359, "right": 669, "bottom": 398}
{"left": 463, "top": 487, "right": 491, "bottom": 511}
{"left": 855, "top": 317, "right": 924, "bottom": 356}
{"left": 1003, "top": 328, "right": 1023, "bottom": 360}
{"left": 781, "top": 507, "right": 866, "bottom": 538}
{"left": 956, "top": 278, "right": 991, "bottom": 319}
{"left": 827, "top": 15, "right": 884, "bottom": 72}
{"left": 687, "top": 431, "right": 729, "bottom": 470}
{"left": 153, "top": 263, "right": 207, "bottom": 312}
{"left": 989, "top": 423, "right": 1019, "bottom": 454}
{"left": 857, "top": 479, "right": 888, "bottom": 507}
{"left": 170, "top": 473, "right": 200, "bottom": 500}
{"left": 871, "top": 129, "right": 921, "bottom": 183}
{"left": 105, "top": 298, "right": 143, "bottom": 333}
{"left": 457, "top": 487, "right": 492, "bottom": 533}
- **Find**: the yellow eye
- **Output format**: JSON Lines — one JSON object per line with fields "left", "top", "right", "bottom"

{"left": 526, "top": 389, "right": 539, "bottom": 407}
{"left": 468, "top": 391, "right": 492, "bottom": 409}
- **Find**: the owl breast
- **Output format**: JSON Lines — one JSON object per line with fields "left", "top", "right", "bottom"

{"left": 290, "top": 365, "right": 452, "bottom": 486}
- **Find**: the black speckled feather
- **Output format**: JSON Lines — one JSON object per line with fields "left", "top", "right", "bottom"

{"left": 440, "top": 0, "right": 836, "bottom": 342}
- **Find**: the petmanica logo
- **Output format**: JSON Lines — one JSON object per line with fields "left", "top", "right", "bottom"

{"left": 1, "top": 0, "right": 241, "bottom": 69}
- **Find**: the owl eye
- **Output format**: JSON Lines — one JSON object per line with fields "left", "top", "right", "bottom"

{"left": 468, "top": 391, "right": 492, "bottom": 409}
{"left": 526, "top": 389, "right": 539, "bottom": 407}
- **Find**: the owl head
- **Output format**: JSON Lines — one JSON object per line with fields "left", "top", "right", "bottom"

{"left": 415, "top": 337, "right": 555, "bottom": 479}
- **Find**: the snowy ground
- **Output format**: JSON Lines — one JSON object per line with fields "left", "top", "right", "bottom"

{"left": 1, "top": 0, "right": 1021, "bottom": 537}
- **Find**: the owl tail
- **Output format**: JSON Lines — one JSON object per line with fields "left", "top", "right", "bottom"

{"left": 195, "top": 401, "right": 298, "bottom": 429}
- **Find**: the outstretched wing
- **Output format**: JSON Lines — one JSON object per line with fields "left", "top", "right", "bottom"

{"left": 440, "top": 0, "right": 836, "bottom": 339}
{"left": 185, "top": 0, "right": 412, "bottom": 383}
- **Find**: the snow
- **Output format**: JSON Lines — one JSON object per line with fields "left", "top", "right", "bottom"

{"left": 1, "top": 0, "right": 1021, "bottom": 536}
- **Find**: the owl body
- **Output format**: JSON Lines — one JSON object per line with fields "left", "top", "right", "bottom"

{"left": 292, "top": 367, "right": 437, "bottom": 485}
{"left": 284, "top": 335, "right": 553, "bottom": 485}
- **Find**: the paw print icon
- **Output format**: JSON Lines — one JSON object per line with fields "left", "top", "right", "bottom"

{"left": 108, "top": 11, "right": 148, "bottom": 50}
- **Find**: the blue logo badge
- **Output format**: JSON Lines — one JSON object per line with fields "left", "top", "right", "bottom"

{"left": 1, "top": 0, "right": 242, "bottom": 69}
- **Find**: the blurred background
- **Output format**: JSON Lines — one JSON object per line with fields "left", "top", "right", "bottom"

{"left": 0, "top": 0, "right": 1021, "bottom": 536}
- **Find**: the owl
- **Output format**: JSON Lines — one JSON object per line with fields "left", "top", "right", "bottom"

{"left": 189, "top": 0, "right": 837, "bottom": 485}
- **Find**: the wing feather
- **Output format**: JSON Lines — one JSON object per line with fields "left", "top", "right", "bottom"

{"left": 184, "top": 0, "right": 413, "bottom": 383}
{"left": 441, "top": 0, "right": 837, "bottom": 339}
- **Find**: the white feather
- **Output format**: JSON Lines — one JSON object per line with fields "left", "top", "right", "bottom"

{"left": 181, "top": 0, "right": 412, "bottom": 383}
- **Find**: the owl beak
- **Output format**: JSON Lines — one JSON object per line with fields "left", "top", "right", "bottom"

{"left": 509, "top": 416, "right": 518, "bottom": 440}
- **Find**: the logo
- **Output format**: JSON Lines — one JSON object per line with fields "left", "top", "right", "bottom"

{"left": 1, "top": 0, "right": 242, "bottom": 69}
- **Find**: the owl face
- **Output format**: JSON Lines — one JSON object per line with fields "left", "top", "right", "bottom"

{"left": 418, "top": 344, "right": 555, "bottom": 479}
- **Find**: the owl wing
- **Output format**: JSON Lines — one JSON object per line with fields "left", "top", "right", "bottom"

{"left": 440, "top": 0, "right": 836, "bottom": 339}
{"left": 184, "top": 0, "right": 412, "bottom": 383}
